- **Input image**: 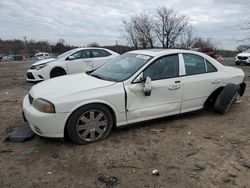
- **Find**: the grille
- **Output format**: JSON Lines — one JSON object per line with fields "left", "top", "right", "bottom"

{"left": 238, "top": 56, "right": 248, "bottom": 60}
{"left": 26, "top": 72, "right": 35, "bottom": 79}
{"left": 28, "top": 94, "right": 34, "bottom": 104}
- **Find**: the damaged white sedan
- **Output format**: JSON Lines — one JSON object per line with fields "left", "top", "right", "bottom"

{"left": 23, "top": 49, "right": 246, "bottom": 144}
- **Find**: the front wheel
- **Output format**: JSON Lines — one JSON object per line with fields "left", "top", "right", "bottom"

{"left": 50, "top": 68, "right": 66, "bottom": 78}
{"left": 66, "top": 104, "right": 113, "bottom": 144}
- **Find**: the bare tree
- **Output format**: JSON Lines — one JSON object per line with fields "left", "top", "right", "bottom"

{"left": 121, "top": 13, "right": 155, "bottom": 49}
{"left": 179, "top": 26, "right": 193, "bottom": 49}
{"left": 133, "top": 13, "right": 155, "bottom": 48}
{"left": 121, "top": 18, "right": 138, "bottom": 48}
{"left": 87, "top": 42, "right": 99, "bottom": 47}
{"left": 191, "top": 37, "right": 216, "bottom": 49}
{"left": 154, "top": 7, "right": 190, "bottom": 48}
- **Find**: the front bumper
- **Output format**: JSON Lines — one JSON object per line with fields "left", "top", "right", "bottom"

{"left": 26, "top": 67, "right": 51, "bottom": 81}
{"left": 235, "top": 59, "right": 250, "bottom": 64}
{"left": 22, "top": 95, "right": 69, "bottom": 138}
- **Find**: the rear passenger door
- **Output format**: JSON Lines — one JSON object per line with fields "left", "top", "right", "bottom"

{"left": 181, "top": 53, "right": 220, "bottom": 113}
{"left": 91, "top": 49, "right": 112, "bottom": 69}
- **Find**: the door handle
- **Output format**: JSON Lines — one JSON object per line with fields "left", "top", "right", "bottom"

{"left": 85, "top": 60, "right": 92, "bottom": 63}
{"left": 211, "top": 80, "right": 220, "bottom": 84}
{"left": 168, "top": 85, "right": 180, "bottom": 90}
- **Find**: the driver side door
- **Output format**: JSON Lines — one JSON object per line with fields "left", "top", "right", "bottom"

{"left": 66, "top": 49, "right": 93, "bottom": 74}
{"left": 125, "top": 54, "right": 183, "bottom": 123}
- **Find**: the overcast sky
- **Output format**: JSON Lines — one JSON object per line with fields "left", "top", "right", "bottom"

{"left": 0, "top": 0, "right": 249, "bottom": 50}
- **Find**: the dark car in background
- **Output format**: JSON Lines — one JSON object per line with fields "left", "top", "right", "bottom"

{"left": 192, "top": 48, "right": 215, "bottom": 58}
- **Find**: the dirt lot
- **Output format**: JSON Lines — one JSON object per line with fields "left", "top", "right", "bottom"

{"left": 0, "top": 58, "right": 250, "bottom": 188}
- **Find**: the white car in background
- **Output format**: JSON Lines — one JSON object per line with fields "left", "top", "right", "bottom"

{"left": 235, "top": 49, "right": 250, "bottom": 65}
{"left": 23, "top": 49, "right": 246, "bottom": 144}
{"left": 34, "top": 52, "right": 50, "bottom": 61}
{"left": 26, "top": 48, "right": 119, "bottom": 81}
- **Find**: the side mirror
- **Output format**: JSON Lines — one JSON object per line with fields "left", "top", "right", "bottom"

{"left": 133, "top": 72, "right": 145, "bottom": 83}
{"left": 67, "top": 55, "right": 75, "bottom": 60}
{"left": 143, "top": 76, "right": 152, "bottom": 96}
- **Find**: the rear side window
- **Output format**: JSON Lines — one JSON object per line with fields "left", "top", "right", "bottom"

{"left": 183, "top": 54, "right": 206, "bottom": 75}
{"left": 92, "top": 49, "right": 111, "bottom": 58}
{"left": 206, "top": 59, "right": 217, "bottom": 72}
{"left": 71, "top": 50, "right": 91, "bottom": 59}
{"left": 143, "top": 54, "right": 179, "bottom": 80}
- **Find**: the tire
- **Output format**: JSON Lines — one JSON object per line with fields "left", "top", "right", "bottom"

{"left": 235, "top": 62, "right": 240, "bottom": 65}
{"left": 214, "top": 84, "right": 240, "bottom": 114}
{"left": 50, "top": 68, "right": 66, "bottom": 78}
{"left": 66, "top": 104, "right": 113, "bottom": 144}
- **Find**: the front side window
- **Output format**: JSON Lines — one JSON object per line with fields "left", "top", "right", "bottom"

{"left": 92, "top": 49, "right": 111, "bottom": 58}
{"left": 71, "top": 50, "right": 91, "bottom": 59}
{"left": 143, "top": 54, "right": 179, "bottom": 80}
{"left": 183, "top": 54, "right": 206, "bottom": 75}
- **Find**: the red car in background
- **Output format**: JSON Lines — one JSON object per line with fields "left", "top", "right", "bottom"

{"left": 192, "top": 48, "right": 215, "bottom": 58}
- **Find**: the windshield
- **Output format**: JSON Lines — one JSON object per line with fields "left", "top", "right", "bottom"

{"left": 57, "top": 48, "right": 78, "bottom": 59}
{"left": 91, "top": 53, "right": 152, "bottom": 82}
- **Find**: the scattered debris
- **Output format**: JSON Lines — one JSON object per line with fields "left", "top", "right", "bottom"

{"left": 47, "top": 171, "right": 52, "bottom": 175}
{"left": 186, "top": 149, "right": 198, "bottom": 157}
{"left": 97, "top": 173, "right": 120, "bottom": 187}
{"left": 52, "top": 154, "right": 59, "bottom": 158}
{"left": 0, "top": 149, "right": 13, "bottom": 153}
{"left": 228, "top": 173, "right": 237, "bottom": 178}
{"left": 4, "top": 92, "right": 8, "bottom": 95}
{"left": 5, "top": 123, "right": 35, "bottom": 142}
{"left": 193, "top": 164, "right": 206, "bottom": 172}
{"left": 235, "top": 100, "right": 241, "bottom": 104}
{"left": 223, "top": 177, "right": 231, "bottom": 183}
{"left": 22, "top": 148, "right": 34, "bottom": 155}
{"left": 241, "top": 162, "right": 250, "bottom": 169}
{"left": 188, "top": 131, "right": 191, "bottom": 135}
{"left": 151, "top": 129, "right": 164, "bottom": 134}
{"left": 203, "top": 135, "right": 212, "bottom": 139}
{"left": 1, "top": 99, "right": 18, "bottom": 104}
{"left": 152, "top": 169, "right": 160, "bottom": 176}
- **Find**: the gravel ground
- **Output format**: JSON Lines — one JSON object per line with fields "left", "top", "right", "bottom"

{"left": 0, "top": 59, "right": 250, "bottom": 188}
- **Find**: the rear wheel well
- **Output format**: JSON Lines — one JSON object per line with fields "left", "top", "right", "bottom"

{"left": 64, "top": 103, "right": 117, "bottom": 138}
{"left": 204, "top": 87, "right": 224, "bottom": 109}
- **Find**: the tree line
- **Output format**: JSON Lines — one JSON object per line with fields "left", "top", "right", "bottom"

{"left": 0, "top": 38, "right": 75, "bottom": 56}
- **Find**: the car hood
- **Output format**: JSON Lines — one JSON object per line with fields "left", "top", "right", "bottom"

{"left": 237, "top": 52, "right": 250, "bottom": 57}
{"left": 29, "top": 73, "right": 116, "bottom": 100}
{"left": 32, "top": 58, "right": 57, "bottom": 66}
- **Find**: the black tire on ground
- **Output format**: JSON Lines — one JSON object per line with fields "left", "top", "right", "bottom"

{"left": 50, "top": 68, "right": 66, "bottom": 78}
{"left": 214, "top": 83, "right": 240, "bottom": 114}
{"left": 66, "top": 104, "right": 113, "bottom": 144}
{"left": 235, "top": 62, "right": 240, "bottom": 65}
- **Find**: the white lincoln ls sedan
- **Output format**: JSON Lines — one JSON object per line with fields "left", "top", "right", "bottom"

{"left": 23, "top": 49, "right": 246, "bottom": 144}
{"left": 26, "top": 47, "right": 119, "bottom": 81}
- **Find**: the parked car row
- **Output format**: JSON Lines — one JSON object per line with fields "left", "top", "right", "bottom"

{"left": 23, "top": 49, "right": 246, "bottom": 144}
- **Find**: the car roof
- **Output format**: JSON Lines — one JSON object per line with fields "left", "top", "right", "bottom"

{"left": 127, "top": 49, "right": 206, "bottom": 57}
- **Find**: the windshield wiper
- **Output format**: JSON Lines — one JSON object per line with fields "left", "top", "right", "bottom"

{"left": 90, "top": 73, "right": 105, "bottom": 80}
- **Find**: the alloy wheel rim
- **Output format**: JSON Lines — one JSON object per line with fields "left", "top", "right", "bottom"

{"left": 76, "top": 110, "right": 108, "bottom": 141}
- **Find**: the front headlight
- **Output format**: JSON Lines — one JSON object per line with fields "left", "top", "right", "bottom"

{"left": 33, "top": 98, "right": 55, "bottom": 113}
{"left": 35, "top": 64, "right": 47, "bottom": 70}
